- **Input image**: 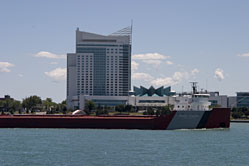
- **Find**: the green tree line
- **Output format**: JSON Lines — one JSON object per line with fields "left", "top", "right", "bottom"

{"left": 84, "top": 100, "right": 136, "bottom": 115}
{"left": 231, "top": 107, "right": 249, "bottom": 119}
{"left": 0, "top": 95, "right": 69, "bottom": 115}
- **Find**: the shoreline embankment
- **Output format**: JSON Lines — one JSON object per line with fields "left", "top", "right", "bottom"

{"left": 231, "top": 120, "right": 249, "bottom": 123}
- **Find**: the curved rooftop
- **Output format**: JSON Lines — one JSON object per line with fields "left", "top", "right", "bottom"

{"left": 132, "top": 86, "right": 176, "bottom": 96}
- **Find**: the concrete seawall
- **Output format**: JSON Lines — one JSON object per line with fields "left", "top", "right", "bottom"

{"left": 231, "top": 120, "right": 249, "bottom": 123}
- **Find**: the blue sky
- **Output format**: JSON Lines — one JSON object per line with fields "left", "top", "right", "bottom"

{"left": 0, "top": 0, "right": 249, "bottom": 102}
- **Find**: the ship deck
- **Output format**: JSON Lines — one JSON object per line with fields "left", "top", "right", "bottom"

{"left": 0, "top": 115, "right": 156, "bottom": 120}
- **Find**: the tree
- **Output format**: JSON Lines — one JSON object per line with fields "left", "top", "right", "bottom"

{"left": 160, "top": 105, "right": 171, "bottom": 115}
{"left": 42, "top": 98, "right": 56, "bottom": 111}
{"left": 61, "top": 100, "right": 66, "bottom": 105}
{"left": 245, "top": 110, "right": 249, "bottom": 116}
{"left": 95, "top": 106, "right": 108, "bottom": 116}
{"left": 42, "top": 99, "right": 68, "bottom": 114}
{"left": 84, "top": 100, "right": 96, "bottom": 115}
{"left": 22, "top": 95, "right": 42, "bottom": 113}
{"left": 10, "top": 100, "right": 21, "bottom": 114}
{"left": 97, "top": 104, "right": 102, "bottom": 111}
{"left": 231, "top": 107, "right": 238, "bottom": 113}
{"left": 3, "top": 99, "right": 12, "bottom": 113}
{"left": 115, "top": 104, "right": 125, "bottom": 112}
{"left": 60, "top": 100, "right": 67, "bottom": 114}
{"left": 124, "top": 105, "right": 133, "bottom": 112}
{"left": 0, "top": 100, "right": 5, "bottom": 114}
{"left": 143, "top": 107, "right": 154, "bottom": 115}
{"left": 239, "top": 107, "right": 248, "bottom": 114}
{"left": 232, "top": 111, "right": 243, "bottom": 119}
{"left": 155, "top": 109, "right": 161, "bottom": 117}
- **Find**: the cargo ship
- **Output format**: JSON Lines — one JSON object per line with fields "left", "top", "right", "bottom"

{"left": 0, "top": 107, "right": 230, "bottom": 130}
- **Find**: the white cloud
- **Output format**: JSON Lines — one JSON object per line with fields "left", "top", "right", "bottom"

{"left": 34, "top": 51, "right": 66, "bottom": 59}
{"left": 151, "top": 72, "right": 187, "bottom": 87}
{"left": 50, "top": 62, "right": 58, "bottom": 65}
{"left": 151, "top": 77, "right": 175, "bottom": 86}
{"left": 133, "top": 53, "right": 170, "bottom": 67}
{"left": 132, "top": 72, "right": 153, "bottom": 81}
{"left": 131, "top": 66, "right": 200, "bottom": 87}
{"left": 131, "top": 61, "right": 139, "bottom": 73}
{"left": 151, "top": 68, "right": 199, "bottom": 86}
{"left": 173, "top": 71, "right": 189, "bottom": 81}
{"left": 45, "top": 67, "right": 66, "bottom": 82}
{"left": 133, "top": 53, "right": 169, "bottom": 60}
{"left": 0, "top": 62, "right": 14, "bottom": 72}
{"left": 191, "top": 68, "right": 200, "bottom": 75}
{"left": 18, "top": 74, "right": 23, "bottom": 77}
{"left": 214, "top": 68, "right": 224, "bottom": 81}
{"left": 237, "top": 53, "right": 249, "bottom": 57}
{"left": 142, "top": 60, "right": 162, "bottom": 66}
{"left": 166, "top": 61, "right": 173, "bottom": 65}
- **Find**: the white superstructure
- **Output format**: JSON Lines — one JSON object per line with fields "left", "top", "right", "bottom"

{"left": 174, "top": 94, "right": 211, "bottom": 111}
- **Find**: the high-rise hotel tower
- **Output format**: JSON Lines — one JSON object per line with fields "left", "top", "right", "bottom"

{"left": 67, "top": 27, "right": 132, "bottom": 109}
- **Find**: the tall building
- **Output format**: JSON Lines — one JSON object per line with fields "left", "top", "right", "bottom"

{"left": 67, "top": 27, "right": 132, "bottom": 109}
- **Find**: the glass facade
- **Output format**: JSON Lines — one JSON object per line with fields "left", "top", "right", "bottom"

{"left": 209, "top": 100, "right": 218, "bottom": 106}
{"left": 76, "top": 44, "right": 131, "bottom": 96}
{"left": 92, "top": 99, "right": 127, "bottom": 106}
{"left": 237, "top": 92, "right": 249, "bottom": 108}
{"left": 120, "top": 44, "right": 130, "bottom": 96}
{"left": 138, "top": 100, "right": 165, "bottom": 103}
{"left": 77, "top": 47, "right": 106, "bottom": 96}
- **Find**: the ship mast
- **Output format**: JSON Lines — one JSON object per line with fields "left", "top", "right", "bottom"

{"left": 190, "top": 82, "right": 198, "bottom": 94}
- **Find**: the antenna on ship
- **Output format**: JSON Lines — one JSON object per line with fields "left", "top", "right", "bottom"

{"left": 206, "top": 79, "right": 208, "bottom": 91}
{"left": 190, "top": 82, "right": 198, "bottom": 94}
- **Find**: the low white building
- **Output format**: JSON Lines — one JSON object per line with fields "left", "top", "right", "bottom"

{"left": 68, "top": 93, "right": 231, "bottom": 111}
{"left": 76, "top": 95, "right": 171, "bottom": 110}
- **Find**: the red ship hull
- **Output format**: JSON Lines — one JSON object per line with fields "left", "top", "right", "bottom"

{"left": 0, "top": 108, "right": 230, "bottom": 130}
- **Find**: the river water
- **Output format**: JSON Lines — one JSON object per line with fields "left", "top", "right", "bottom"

{"left": 0, "top": 123, "right": 249, "bottom": 166}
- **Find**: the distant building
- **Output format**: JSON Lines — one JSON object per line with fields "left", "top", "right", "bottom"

{"left": 208, "top": 92, "right": 228, "bottom": 108}
{"left": 67, "top": 27, "right": 132, "bottom": 109}
{"left": 0, "top": 95, "right": 13, "bottom": 101}
{"left": 227, "top": 96, "right": 237, "bottom": 108}
{"left": 236, "top": 92, "right": 249, "bottom": 108}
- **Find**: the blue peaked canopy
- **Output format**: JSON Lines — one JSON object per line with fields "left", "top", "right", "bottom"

{"left": 133, "top": 86, "right": 175, "bottom": 96}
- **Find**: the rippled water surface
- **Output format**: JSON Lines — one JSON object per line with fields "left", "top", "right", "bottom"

{"left": 0, "top": 123, "right": 249, "bottom": 166}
